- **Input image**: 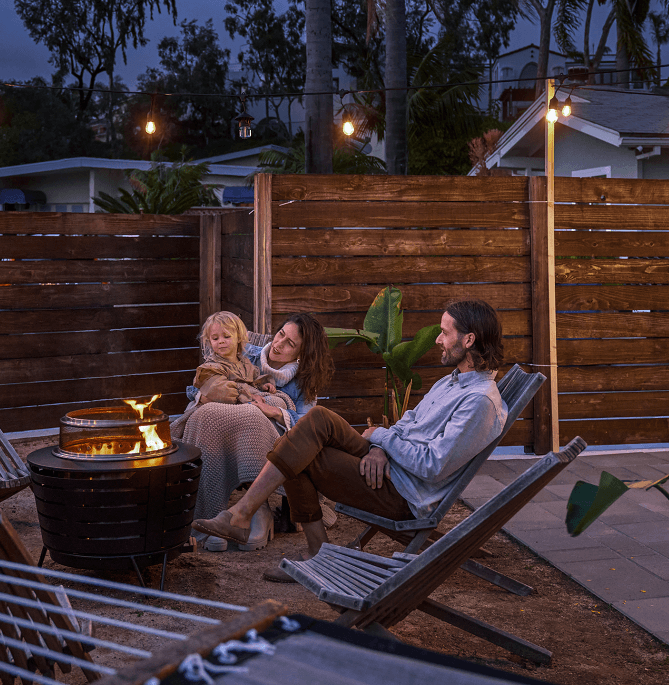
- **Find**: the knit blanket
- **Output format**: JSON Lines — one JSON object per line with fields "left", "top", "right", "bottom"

{"left": 170, "top": 390, "right": 295, "bottom": 540}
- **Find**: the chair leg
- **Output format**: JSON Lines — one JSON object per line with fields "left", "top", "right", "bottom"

{"left": 418, "top": 598, "right": 552, "bottom": 665}
{"left": 461, "top": 559, "right": 533, "bottom": 596}
{"left": 346, "top": 526, "right": 377, "bottom": 551}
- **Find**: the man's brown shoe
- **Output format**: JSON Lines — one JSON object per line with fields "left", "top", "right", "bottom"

{"left": 192, "top": 511, "right": 250, "bottom": 545}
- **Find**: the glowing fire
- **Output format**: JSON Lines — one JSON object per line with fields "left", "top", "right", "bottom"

{"left": 139, "top": 424, "right": 166, "bottom": 451}
{"left": 87, "top": 441, "right": 142, "bottom": 456}
{"left": 124, "top": 394, "right": 161, "bottom": 420}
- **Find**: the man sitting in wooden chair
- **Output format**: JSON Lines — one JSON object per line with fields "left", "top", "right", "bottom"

{"left": 193, "top": 300, "right": 508, "bottom": 582}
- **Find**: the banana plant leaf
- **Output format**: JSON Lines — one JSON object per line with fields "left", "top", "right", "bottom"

{"left": 324, "top": 328, "right": 380, "bottom": 350}
{"left": 362, "top": 286, "right": 403, "bottom": 354}
{"left": 384, "top": 323, "right": 441, "bottom": 390}
{"left": 565, "top": 471, "right": 629, "bottom": 536}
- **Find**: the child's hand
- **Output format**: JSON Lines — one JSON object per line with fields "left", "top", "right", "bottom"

{"left": 261, "top": 382, "right": 276, "bottom": 393}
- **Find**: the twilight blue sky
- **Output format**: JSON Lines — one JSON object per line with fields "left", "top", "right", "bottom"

{"left": 0, "top": 1, "right": 665, "bottom": 88}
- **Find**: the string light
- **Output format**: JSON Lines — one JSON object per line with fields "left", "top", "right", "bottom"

{"left": 546, "top": 95, "right": 559, "bottom": 123}
{"left": 145, "top": 94, "right": 156, "bottom": 135}
{"left": 562, "top": 94, "right": 573, "bottom": 117}
{"left": 235, "top": 88, "right": 254, "bottom": 139}
{"left": 342, "top": 111, "right": 354, "bottom": 136}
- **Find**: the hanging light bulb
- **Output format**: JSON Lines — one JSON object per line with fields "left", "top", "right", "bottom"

{"left": 562, "top": 94, "right": 572, "bottom": 117}
{"left": 145, "top": 94, "right": 156, "bottom": 134}
{"left": 342, "top": 111, "right": 354, "bottom": 136}
{"left": 546, "top": 95, "right": 559, "bottom": 123}
{"left": 235, "top": 88, "right": 254, "bottom": 139}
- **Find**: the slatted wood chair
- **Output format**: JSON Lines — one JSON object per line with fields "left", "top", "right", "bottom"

{"left": 0, "top": 512, "right": 99, "bottom": 683}
{"left": 0, "top": 429, "right": 31, "bottom": 505}
{"left": 336, "top": 364, "right": 545, "bottom": 595}
{"left": 280, "top": 436, "right": 587, "bottom": 665}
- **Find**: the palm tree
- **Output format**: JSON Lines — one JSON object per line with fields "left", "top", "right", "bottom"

{"left": 553, "top": 0, "right": 653, "bottom": 88}
{"left": 647, "top": 11, "right": 669, "bottom": 87}
{"left": 305, "top": 0, "right": 333, "bottom": 173}
{"left": 385, "top": 0, "right": 408, "bottom": 174}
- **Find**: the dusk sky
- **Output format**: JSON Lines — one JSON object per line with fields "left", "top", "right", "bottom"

{"left": 0, "top": 0, "right": 665, "bottom": 89}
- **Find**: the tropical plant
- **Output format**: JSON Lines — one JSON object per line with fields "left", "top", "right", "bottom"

{"left": 93, "top": 150, "right": 217, "bottom": 214}
{"left": 566, "top": 470, "right": 669, "bottom": 536}
{"left": 325, "top": 286, "right": 440, "bottom": 422}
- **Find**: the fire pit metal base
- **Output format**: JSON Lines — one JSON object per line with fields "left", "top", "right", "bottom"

{"left": 27, "top": 442, "right": 202, "bottom": 590}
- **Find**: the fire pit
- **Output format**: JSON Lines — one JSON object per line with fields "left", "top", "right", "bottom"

{"left": 27, "top": 397, "right": 201, "bottom": 590}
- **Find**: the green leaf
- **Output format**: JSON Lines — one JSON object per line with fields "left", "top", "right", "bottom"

{"left": 363, "top": 286, "right": 403, "bottom": 354}
{"left": 391, "top": 324, "right": 441, "bottom": 369}
{"left": 566, "top": 472, "right": 629, "bottom": 536}
{"left": 324, "top": 327, "right": 380, "bottom": 350}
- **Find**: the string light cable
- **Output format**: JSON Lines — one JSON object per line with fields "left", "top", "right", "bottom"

{"left": 3, "top": 62, "right": 669, "bottom": 103}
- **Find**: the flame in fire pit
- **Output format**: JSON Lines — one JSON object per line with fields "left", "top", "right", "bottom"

{"left": 88, "top": 441, "right": 142, "bottom": 456}
{"left": 139, "top": 424, "right": 167, "bottom": 452}
{"left": 124, "top": 394, "right": 161, "bottom": 420}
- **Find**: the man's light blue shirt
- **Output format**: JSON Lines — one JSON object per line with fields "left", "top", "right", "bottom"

{"left": 369, "top": 368, "right": 508, "bottom": 519}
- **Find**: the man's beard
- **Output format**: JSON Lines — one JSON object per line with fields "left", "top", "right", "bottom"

{"left": 441, "top": 339, "right": 468, "bottom": 367}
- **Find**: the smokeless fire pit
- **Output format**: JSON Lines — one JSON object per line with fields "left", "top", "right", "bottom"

{"left": 27, "top": 399, "right": 201, "bottom": 590}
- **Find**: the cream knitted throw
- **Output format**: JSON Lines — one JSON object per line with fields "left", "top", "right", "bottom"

{"left": 170, "top": 390, "right": 295, "bottom": 540}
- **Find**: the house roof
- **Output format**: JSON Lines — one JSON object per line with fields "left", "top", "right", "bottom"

{"left": 198, "top": 144, "right": 288, "bottom": 164}
{"left": 496, "top": 44, "right": 565, "bottom": 60}
{"left": 0, "top": 157, "right": 257, "bottom": 179}
{"left": 483, "top": 87, "right": 669, "bottom": 171}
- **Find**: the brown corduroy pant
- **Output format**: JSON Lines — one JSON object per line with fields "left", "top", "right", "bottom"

{"left": 266, "top": 406, "right": 413, "bottom": 523}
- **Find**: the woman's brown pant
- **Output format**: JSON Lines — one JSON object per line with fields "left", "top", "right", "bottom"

{"left": 266, "top": 406, "right": 413, "bottom": 523}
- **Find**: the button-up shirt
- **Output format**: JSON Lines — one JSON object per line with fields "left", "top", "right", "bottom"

{"left": 369, "top": 368, "right": 508, "bottom": 518}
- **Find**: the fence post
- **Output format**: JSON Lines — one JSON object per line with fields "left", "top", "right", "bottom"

{"left": 530, "top": 176, "right": 559, "bottom": 454}
{"left": 254, "top": 173, "right": 273, "bottom": 334}
{"left": 199, "top": 213, "right": 221, "bottom": 327}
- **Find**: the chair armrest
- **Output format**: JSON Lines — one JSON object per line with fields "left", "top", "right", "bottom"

{"left": 334, "top": 503, "right": 437, "bottom": 531}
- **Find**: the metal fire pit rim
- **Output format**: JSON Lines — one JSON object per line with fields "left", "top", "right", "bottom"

{"left": 61, "top": 406, "right": 168, "bottom": 428}
{"left": 52, "top": 443, "right": 179, "bottom": 462}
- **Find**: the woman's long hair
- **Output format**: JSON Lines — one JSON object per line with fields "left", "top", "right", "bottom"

{"left": 279, "top": 313, "right": 334, "bottom": 404}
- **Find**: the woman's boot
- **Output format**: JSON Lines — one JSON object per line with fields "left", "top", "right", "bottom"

{"left": 239, "top": 500, "right": 274, "bottom": 551}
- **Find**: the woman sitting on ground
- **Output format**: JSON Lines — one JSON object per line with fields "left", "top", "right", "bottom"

{"left": 171, "top": 312, "right": 334, "bottom": 552}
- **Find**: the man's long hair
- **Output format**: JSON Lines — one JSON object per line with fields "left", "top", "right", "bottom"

{"left": 445, "top": 300, "right": 504, "bottom": 372}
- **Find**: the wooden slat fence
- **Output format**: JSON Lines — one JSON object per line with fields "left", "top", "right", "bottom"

{"left": 0, "top": 213, "right": 201, "bottom": 432}
{"left": 254, "top": 174, "right": 537, "bottom": 449}
{"left": 554, "top": 178, "right": 669, "bottom": 447}
{"left": 4, "top": 176, "right": 669, "bottom": 453}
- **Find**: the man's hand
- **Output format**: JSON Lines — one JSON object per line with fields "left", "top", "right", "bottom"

{"left": 360, "top": 447, "right": 390, "bottom": 489}
{"left": 361, "top": 426, "right": 377, "bottom": 439}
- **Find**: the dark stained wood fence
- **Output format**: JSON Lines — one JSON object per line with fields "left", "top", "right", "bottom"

{"left": 252, "top": 173, "right": 669, "bottom": 452}
{"left": 4, "top": 176, "right": 669, "bottom": 452}
{"left": 554, "top": 178, "right": 669, "bottom": 448}
{"left": 254, "top": 174, "right": 536, "bottom": 449}
{"left": 0, "top": 213, "right": 201, "bottom": 432}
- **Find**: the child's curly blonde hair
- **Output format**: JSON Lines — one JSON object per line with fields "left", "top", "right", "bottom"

{"left": 199, "top": 311, "right": 249, "bottom": 361}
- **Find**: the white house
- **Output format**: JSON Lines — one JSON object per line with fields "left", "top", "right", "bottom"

{"left": 472, "top": 87, "right": 669, "bottom": 178}
{"left": 0, "top": 146, "right": 287, "bottom": 212}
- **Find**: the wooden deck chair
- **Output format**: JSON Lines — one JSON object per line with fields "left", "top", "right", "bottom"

{"left": 280, "top": 436, "right": 587, "bottom": 665}
{"left": 0, "top": 512, "right": 99, "bottom": 683}
{"left": 0, "top": 430, "right": 32, "bottom": 505}
{"left": 336, "top": 364, "right": 545, "bottom": 594}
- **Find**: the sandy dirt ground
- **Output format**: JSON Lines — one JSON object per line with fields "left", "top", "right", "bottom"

{"left": 3, "top": 436, "right": 669, "bottom": 685}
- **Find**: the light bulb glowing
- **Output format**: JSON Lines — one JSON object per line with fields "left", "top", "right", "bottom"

{"left": 546, "top": 109, "right": 558, "bottom": 123}
{"left": 343, "top": 120, "right": 354, "bottom": 136}
{"left": 562, "top": 95, "right": 572, "bottom": 117}
{"left": 145, "top": 120, "right": 156, "bottom": 134}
